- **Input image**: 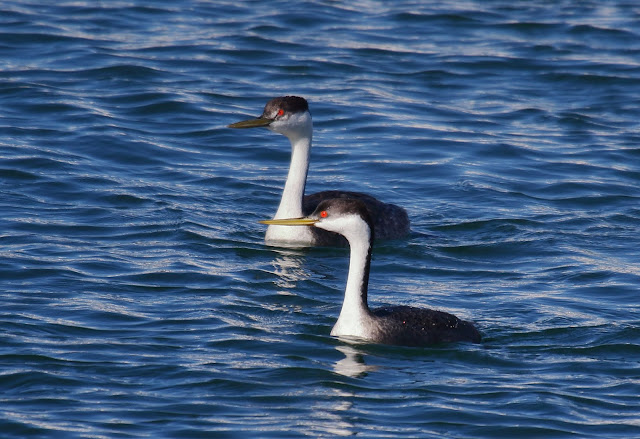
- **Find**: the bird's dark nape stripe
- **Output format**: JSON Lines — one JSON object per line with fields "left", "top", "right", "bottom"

{"left": 312, "top": 197, "right": 375, "bottom": 306}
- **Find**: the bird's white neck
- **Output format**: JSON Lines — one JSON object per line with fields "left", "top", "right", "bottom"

{"left": 274, "top": 133, "right": 311, "bottom": 219}
{"left": 330, "top": 219, "right": 373, "bottom": 339}
{"left": 265, "top": 112, "right": 313, "bottom": 244}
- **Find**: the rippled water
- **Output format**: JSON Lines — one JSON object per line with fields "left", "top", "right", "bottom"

{"left": 1, "top": 1, "right": 640, "bottom": 438}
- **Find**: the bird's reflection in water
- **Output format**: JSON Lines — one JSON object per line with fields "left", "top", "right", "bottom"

{"left": 304, "top": 344, "right": 379, "bottom": 436}
{"left": 333, "top": 344, "right": 378, "bottom": 378}
{"left": 307, "top": 385, "right": 356, "bottom": 437}
{"left": 270, "top": 249, "right": 309, "bottom": 292}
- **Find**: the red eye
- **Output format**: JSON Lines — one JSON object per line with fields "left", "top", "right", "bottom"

{"left": 320, "top": 211, "right": 328, "bottom": 218}
{"left": 277, "top": 109, "right": 284, "bottom": 116}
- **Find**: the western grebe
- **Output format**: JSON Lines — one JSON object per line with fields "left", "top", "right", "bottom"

{"left": 260, "top": 198, "right": 481, "bottom": 347}
{"left": 229, "top": 96, "right": 410, "bottom": 246}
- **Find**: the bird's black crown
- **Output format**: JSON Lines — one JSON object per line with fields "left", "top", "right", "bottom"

{"left": 262, "top": 96, "right": 309, "bottom": 118}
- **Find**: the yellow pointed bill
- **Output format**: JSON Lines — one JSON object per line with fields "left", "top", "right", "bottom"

{"left": 228, "top": 117, "right": 272, "bottom": 129}
{"left": 259, "top": 218, "right": 317, "bottom": 226}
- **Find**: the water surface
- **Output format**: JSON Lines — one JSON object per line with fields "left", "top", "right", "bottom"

{"left": 1, "top": 1, "right": 639, "bottom": 437}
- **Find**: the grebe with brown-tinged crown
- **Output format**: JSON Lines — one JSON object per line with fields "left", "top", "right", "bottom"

{"left": 229, "top": 96, "right": 410, "bottom": 246}
{"left": 260, "top": 198, "right": 481, "bottom": 347}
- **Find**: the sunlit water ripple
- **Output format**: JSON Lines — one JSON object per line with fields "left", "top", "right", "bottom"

{"left": 1, "top": 1, "right": 639, "bottom": 438}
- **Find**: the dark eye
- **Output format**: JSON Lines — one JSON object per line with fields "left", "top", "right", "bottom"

{"left": 320, "top": 210, "right": 328, "bottom": 218}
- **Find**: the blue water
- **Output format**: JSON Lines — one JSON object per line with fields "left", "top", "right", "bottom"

{"left": 1, "top": 1, "right": 640, "bottom": 437}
